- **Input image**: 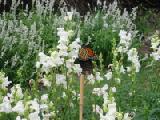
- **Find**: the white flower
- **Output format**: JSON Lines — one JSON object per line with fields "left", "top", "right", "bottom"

{"left": 56, "top": 74, "right": 67, "bottom": 88}
{"left": 10, "top": 84, "right": 24, "bottom": 100}
{"left": 69, "top": 38, "right": 81, "bottom": 50}
{"left": 108, "top": 102, "right": 116, "bottom": 116}
{"left": 16, "top": 86, "right": 24, "bottom": 99}
{"left": 120, "top": 65, "right": 125, "bottom": 73}
{"left": 66, "top": 59, "right": 74, "bottom": 70}
{"left": 119, "top": 30, "right": 132, "bottom": 41}
{"left": 119, "top": 30, "right": 132, "bottom": 48}
{"left": 151, "top": 47, "right": 160, "bottom": 60}
{"left": 28, "top": 112, "right": 40, "bottom": 120}
{"left": 0, "top": 96, "right": 12, "bottom": 113}
{"left": 93, "top": 88, "right": 104, "bottom": 96}
{"left": 87, "top": 74, "right": 95, "bottom": 84}
{"left": 73, "top": 64, "right": 82, "bottom": 74}
{"left": 104, "top": 71, "right": 112, "bottom": 80}
{"left": 67, "top": 12, "right": 73, "bottom": 20}
{"left": 127, "top": 48, "right": 138, "bottom": 61}
{"left": 1, "top": 76, "right": 12, "bottom": 89}
{"left": 57, "top": 28, "right": 64, "bottom": 32}
{"left": 29, "top": 99, "right": 40, "bottom": 112}
{"left": 41, "top": 77, "right": 51, "bottom": 87}
{"left": 111, "top": 87, "right": 116, "bottom": 93}
{"left": 104, "top": 23, "right": 108, "bottom": 28}
{"left": 127, "top": 48, "right": 140, "bottom": 72}
{"left": 115, "top": 78, "right": 121, "bottom": 84}
{"left": 126, "top": 67, "right": 131, "bottom": 72}
{"left": 12, "top": 101, "right": 24, "bottom": 114}
{"left": 96, "top": 72, "right": 104, "bottom": 81}
{"left": 102, "top": 84, "right": 108, "bottom": 91}
{"left": 93, "top": 105, "right": 103, "bottom": 114}
{"left": 123, "top": 113, "right": 132, "bottom": 120}
{"left": 36, "top": 61, "right": 40, "bottom": 68}
{"left": 41, "top": 94, "right": 48, "bottom": 102}
{"left": 40, "top": 104, "right": 48, "bottom": 111}
{"left": 93, "top": 84, "right": 109, "bottom": 97}
{"left": 16, "top": 116, "right": 27, "bottom": 120}
{"left": 16, "top": 116, "right": 21, "bottom": 120}
{"left": 42, "top": 113, "right": 51, "bottom": 120}
{"left": 100, "top": 113, "right": 116, "bottom": 120}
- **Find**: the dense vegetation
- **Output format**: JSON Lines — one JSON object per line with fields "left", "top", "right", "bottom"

{"left": 0, "top": 0, "right": 160, "bottom": 120}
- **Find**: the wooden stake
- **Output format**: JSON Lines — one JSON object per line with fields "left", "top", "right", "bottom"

{"left": 80, "top": 74, "right": 84, "bottom": 120}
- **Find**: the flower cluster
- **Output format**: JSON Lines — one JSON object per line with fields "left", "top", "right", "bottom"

{"left": 36, "top": 28, "right": 82, "bottom": 88}
{"left": 150, "top": 31, "right": 160, "bottom": 60}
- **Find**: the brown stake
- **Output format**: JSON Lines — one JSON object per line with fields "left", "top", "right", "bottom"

{"left": 80, "top": 74, "right": 84, "bottom": 120}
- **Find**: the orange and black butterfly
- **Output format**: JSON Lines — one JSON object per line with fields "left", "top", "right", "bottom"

{"left": 79, "top": 47, "right": 97, "bottom": 61}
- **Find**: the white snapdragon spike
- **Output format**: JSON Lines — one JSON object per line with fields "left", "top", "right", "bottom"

{"left": 12, "top": 100, "right": 24, "bottom": 114}
{"left": 10, "top": 84, "right": 24, "bottom": 101}
{"left": 37, "top": 29, "right": 81, "bottom": 74}
{"left": 150, "top": 32, "right": 160, "bottom": 49}
{"left": 0, "top": 96, "right": 12, "bottom": 113}
{"left": 96, "top": 72, "right": 104, "bottom": 81}
{"left": 118, "top": 30, "right": 132, "bottom": 53}
{"left": 56, "top": 74, "right": 67, "bottom": 88}
{"left": 87, "top": 74, "right": 96, "bottom": 84}
{"left": 104, "top": 71, "right": 112, "bottom": 80}
{"left": 57, "top": 29, "right": 69, "bottom": 58}
{"left": 150, "top": 32, "right": 160, "bottom": 60}
{"left": 28, "top": 112, "right": 40, "bottom": 120}
{"left": 57, "top": 29, "right": 69, "bottom": 44}
{"left": 127, "top": 48, "right": 140, "bottom": 72}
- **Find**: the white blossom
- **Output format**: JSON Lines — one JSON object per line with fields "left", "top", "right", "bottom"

{"left": 12, "top": 100, "right": 24, "bottom": 114}
{"left": 56, "top": 74, "right": 67, "bottom": 88}
{"left": 28, "top": 112, "right": 40, "bottom": 120}
{"left": 0, "top": 96, "right": 12, "bottom": 113}
{"left": 104, "top": 71, "right": 112, "bottom": 80}
{"left": 96, "top": 72, "right": 104, "bottom": 81}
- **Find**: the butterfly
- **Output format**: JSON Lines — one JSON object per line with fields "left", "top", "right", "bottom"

{"left": 79, "top": 47, "right": 97, "bottom": 61}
